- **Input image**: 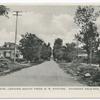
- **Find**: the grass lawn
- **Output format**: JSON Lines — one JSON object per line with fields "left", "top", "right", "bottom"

{"left": 0, "top": 60, "right": 44, "bottom": 76}
{"left": 0, "top": 62, "right": 30, "bottom": 76}
{"left": 8, "top": 63, "right": 29, "bottom": 71}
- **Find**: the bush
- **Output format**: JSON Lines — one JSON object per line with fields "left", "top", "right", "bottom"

{"left": 59, "top": 61, "right": 100, "bottom": 86}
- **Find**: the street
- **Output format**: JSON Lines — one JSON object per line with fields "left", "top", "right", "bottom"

{"left": 0, "top": 60, "right": 84, "bottom": 86}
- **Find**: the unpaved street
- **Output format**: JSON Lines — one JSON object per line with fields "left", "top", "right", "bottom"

{"left": 0, "top": 60, "right": 84, "bottom": 86}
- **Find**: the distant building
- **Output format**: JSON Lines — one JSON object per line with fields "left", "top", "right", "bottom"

{"left": 0, "top": 42, "right": 23, "bottom": 59}
{"left": 78, "top": 48, "right": 87, "bottom": 58}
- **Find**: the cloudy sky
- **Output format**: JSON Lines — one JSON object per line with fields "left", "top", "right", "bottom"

{"left": 0, "top": 5, "right": 100, "bottom": 47}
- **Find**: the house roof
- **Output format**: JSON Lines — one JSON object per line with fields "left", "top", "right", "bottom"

{"left": 0, "top": 42, "right": 19, "bottom": 50}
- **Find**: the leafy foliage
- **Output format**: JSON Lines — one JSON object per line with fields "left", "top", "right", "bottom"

{"left": 40, "top": 43, "right": 52, "bottom": 60}
{"left": 19, "top": 32, "right": 52, "bottom": 62}
{"left": 65, "top": 43, "right": 77, "bottom": 61}
{"left": 53, "top": 38, "right": 76, "bottom": 62}
{"left": 19, "top": 32, "right": 44, "bottom": 62}
{"left": 74, "top": 6, "right": 100, "bottom": 26}
{"left": 74, "top": 6, "right": 100, "bottom": 63}
{"left": 53, "top": 38, "right": 63, "bottom": 61}
{"left": 0, "top": 5, "right": 9, "bottom": 17}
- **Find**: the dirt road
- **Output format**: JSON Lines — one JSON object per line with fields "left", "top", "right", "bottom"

{"left": 0, "top": 60, "right": 84, "bottom": 86}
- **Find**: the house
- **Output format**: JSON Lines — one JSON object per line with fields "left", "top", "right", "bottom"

{"left": 0, "top": 42, "right": 23, "bottom": 59}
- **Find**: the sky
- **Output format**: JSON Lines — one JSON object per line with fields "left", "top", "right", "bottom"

{"left": 0, "top": 5, "right": 100, "bottom": 47}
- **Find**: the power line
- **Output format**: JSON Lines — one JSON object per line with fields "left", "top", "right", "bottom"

{"left": 13, "top": 11, "right": 22, "bottom": 63}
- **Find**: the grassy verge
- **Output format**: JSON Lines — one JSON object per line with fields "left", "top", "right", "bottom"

{"left": 58, "top": 62, "right": 100, "bottom": 86}
{"left": 0, "top": 61, "right": 43, "bottom": 76}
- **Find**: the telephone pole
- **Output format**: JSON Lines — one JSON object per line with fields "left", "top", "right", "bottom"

{"left": 13, "top": 11, "right": 22, "bottom": 63}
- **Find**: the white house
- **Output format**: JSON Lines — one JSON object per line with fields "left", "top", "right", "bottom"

{"left": 0, "top": 42, "right": 22, "bottom": 59}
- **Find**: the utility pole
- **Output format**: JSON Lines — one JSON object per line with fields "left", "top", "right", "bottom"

{"left": 13, "top": 11, "right": 22, "bottom": 63}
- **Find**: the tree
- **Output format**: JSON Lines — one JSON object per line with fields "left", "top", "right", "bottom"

{"left": 74, "top": 6, "right": 100, "bottom": 64}
{"left": 53, "top": 38, "right": 63, "bottom": 49}
{"left": 0, "top": 5, "right": 9, "bottom": 17}
{"left": 53, "top": 38, "right": 77, "bottom": 62}
{"left": 19, "top": 32, "right": 44, "bottom": 62}
{"left": 40, "top": 42, "right": 52, "bottom": 60}
{"left": 53, "top": 38, "right": 63, "bottom": 61}
{"left": 64, "top": 42, "right": 77, "bottom": 62}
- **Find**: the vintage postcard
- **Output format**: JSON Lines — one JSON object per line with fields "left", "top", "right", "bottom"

{"left": 0, "top": 0, "right": 100, "bottom": 98}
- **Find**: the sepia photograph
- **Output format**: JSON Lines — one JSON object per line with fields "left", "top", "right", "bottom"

{"left": 0, "top": 3, "right": 100, "bottom": 87}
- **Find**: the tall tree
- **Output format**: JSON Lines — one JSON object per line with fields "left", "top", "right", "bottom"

{"left": 74, "top": 6, "right": 100, "bottom": 64}
{"left": 53, "top": 38, "right": 63, "bottom": 49}
{"left": 53, "top": 38, "right": 63, "bottom": 61}
{"left": 40, "top": 42, "right": 52, "bottom": 60}
{"left": 19, "top": 32, "right": 44, "bottom": 62}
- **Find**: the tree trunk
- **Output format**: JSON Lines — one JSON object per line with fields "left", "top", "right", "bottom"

{"left": 87, "top": 49, "right": 92, "bottom": 66}
{"left": 87, "top": 52, "right": 90, "bottom": 64}
{"left": 89, "top": 50, "right": 92, "bottom": 66}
